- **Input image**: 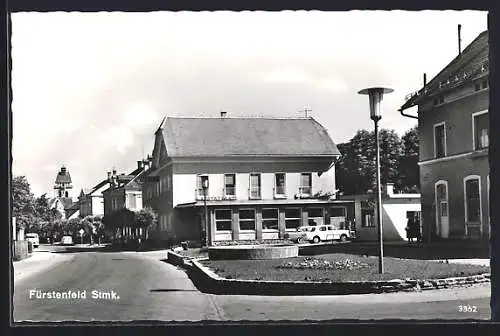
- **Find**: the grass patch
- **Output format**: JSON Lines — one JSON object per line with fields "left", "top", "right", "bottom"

{"left": 200, "top": 253, "right": 490, "bottom": 282}
{"left": 178, "top": 248, "right": 208, "bottom": 259}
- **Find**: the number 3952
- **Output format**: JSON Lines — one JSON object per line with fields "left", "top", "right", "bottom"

{"left": 458, "top": 305, "right": 478, "bottom": 312}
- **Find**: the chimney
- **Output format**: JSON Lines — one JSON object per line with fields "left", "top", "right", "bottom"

{"left": 137, "top": 160, "right": 143, "bottom": 170}
{"left": 112, "top": 167, "right": 117, "bottom": 176}
{"left": 385, "top": 183, "right": 394, "bottom": 196}
{"left": 220, "top": 111, "right": 227, "bottom": 118}
{"left": 458, "top": 24, "right": 462, "bottom": 56}
{"left": 107, "top": 171, "right": 111, "bottom": 181}
{"left": 423, "top": 73, "right": 427, "bottom": 87}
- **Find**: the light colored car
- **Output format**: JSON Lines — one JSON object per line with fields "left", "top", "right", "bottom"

{"left": 301, "top": 225, "right": 355, "bottom": 243}
{"left": 61, "top": 236, "right": 74, "bottom": 245}
{"left": 25, "top": 233, "right": 39, "bottom": 248}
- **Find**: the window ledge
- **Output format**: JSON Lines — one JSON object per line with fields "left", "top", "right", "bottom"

{"left": 273, "top": 194, "right": 287, "bottom": 199}
{"left": 262, "top": 229, "right": 279, "bottom": 232}
{"left": 470, "top": 148, "right": 488, "bottom": 159}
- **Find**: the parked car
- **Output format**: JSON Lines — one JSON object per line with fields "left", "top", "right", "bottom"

{"left": 61, "top": 236, "right": 74, "bottom": 245}
{"left": 301, "top": 225, "right": 355, "bottom": 243}
{"left": 25, "top": 233, "right": 39, "bottom": 248}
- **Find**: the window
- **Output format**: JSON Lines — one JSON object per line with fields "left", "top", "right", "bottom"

{"left": 465, "top": 177, "right": 481, "bottom": 223}
{"left": 482, "top": 80, "right": 488, "bottom": 89}
{"left": 239, "top": 209, "right": 256, "bottom": 231}
{"left": 434, "top": 123, "right": 446, "bottom": 158}
{"left": 159, "top": 178, "right": 163, "bottom": 193}
{"left": 285, "top": 208, "right": 301, "bottom": 229}
{"left": 262, "top": 208, "right": 279, "bottom": 230}
{"left": 475, "top": 82, "right": 481, "bottom": 91}
{"left": 307, "top": 207, "right": 324, "bottom": 226}
{"left": 300, "top": 173, "right": 312, "bottom": 195}
{"left": 249, "top": 173, "right": 261, "bottom": 199}
{"left": 274, "top": 173, "right": 286, "bottom": 195}
{"left": 361, "top": 209, "right": 375, "bottom": 227}
{"left": 473, "top": 112, "right": 489, "bottom": 150}
{"left": 439, "top": 95, "right": 444, "bottom": 104}
{"left": 224, "top": 174, "right": 236, "bottom": 196}
{"left": 197, "top": 175, "right": 209, "bottom": 197}
{"left": 329, "top": 207, "right": 347, "bottom": 229}
{"left": 215, "top": 209, "right": 232, "bottom": 231}
{"left": 128, "top": 194, "right": 136, "bottom": 209}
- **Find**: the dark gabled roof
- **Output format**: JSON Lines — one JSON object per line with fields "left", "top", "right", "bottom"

{"left": 55, "top": 166, "right": 72, "bottom": 184}
{"left": 89, "top": 179, "right": 109, "bottom": 195}
{"left": 160, "top": 117, "right": 340, "bottom": 157}
{"left": 401, "top": 30, "right": 488, "bottom": 110}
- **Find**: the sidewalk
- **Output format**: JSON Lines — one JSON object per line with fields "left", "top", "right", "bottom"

{"left": 13, "top": 251, "right": 74, "bottom": 283}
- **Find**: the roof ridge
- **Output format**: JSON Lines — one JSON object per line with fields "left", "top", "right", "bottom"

{"left": 424, "top": 30, "right": 488, "bottom": 90}
{"left": 164, "top": 116, "right": 314, "bottom": 120}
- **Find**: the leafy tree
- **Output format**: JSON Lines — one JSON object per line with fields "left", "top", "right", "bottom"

{"left": 398, "top": 125, "right": 420, "bottom": 192}
{"left": 335, "top": 129, "right": 405, "bottom": 195}
{"left": 12, "top": 176, "right": 37, "bottom": 231}
{"left": 134, "top": 207, "right": 158, "bottom": 240}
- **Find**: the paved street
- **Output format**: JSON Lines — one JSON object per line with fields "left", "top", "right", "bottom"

{"left": 14, "top": 250, "right": 492, "bottom": 321}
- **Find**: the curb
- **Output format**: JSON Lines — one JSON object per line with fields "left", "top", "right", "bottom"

{"left": 166, "top": 251, "right": 490, "bottom": 296}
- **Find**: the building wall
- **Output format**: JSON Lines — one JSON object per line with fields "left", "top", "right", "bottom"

{"left": 166, "top": 202, "right": 354, "bottom": 244}
{"left": 418, "top": 81, "right": 489, "bottom": 241}
{"left": 91, "top": 196, "right": 104, "bottom": 216}
{"left": 348, "top": 196, "right": 421, "bottom": 241}
{"left": 125, "top": 190, "right": 143, "bottom": 211}
{"left": 170, "top": 164, "right": 336, "bottom": 208}
{"left": 419, "top": 154, "right": 489, "bottom": 240}
{"left": 418, "top": 89, "right": 488, "bottom": 161}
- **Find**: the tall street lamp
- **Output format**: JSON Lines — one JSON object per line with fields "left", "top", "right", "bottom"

{"left": 358, "top": 86, "right": 393, "bottom": 274}
{"left": 202, "top": 178, "right": 210, "bottom": 247}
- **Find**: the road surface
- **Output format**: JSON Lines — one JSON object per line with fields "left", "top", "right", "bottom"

{"left": 13, "top": 250, "right": 491, "bottom": 321}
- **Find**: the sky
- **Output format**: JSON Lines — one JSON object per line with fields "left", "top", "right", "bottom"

{"left": 11, "top": 10, "right": 488, "bottom": 198}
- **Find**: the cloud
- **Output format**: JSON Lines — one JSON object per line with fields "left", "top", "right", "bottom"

{"left": 263, "top": 67, "right": 312, "bottom": 84}
{"left": 99, "top": 126, "right": 135, "bottom": 154}
{"left": 124, "top": 102, "right": 159, "bottom": 130}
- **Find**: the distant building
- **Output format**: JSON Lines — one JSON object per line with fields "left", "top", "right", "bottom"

{"left": 143, "top": 115, "right": 355, "bottom": 245}
{"left": 49, "top": 165, "right": 75, "bottom": 219}
{"left": 78, "top": 178, "right": 111, "bottom": 218}
{"left": 340, "top": 183, "right": 421, "bottom": 241}
{"left": 399, "top": 30, "right": 489, "bottom": 242}
{"left": 102, "top": 160, "right": 150, "bottom": 239}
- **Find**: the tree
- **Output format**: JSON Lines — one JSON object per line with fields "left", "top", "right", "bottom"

{"left": 398, "top": 126, "right": 420, "bottom": 193}
{"left": 134, "top": 207, "right": 158, "bottom": 240}
{"left": 335, "top": 129, "right": 402, "bottom": 195}
{"left": 12, "top": 176, "right": 37, "bottom": 231}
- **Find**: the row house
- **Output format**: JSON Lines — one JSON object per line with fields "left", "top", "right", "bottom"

{"left": 142, "top": 114, "right": 355, "bottom": 245}
{"left": 78, "top": 179, "right": 110, "bottom": 218}
{"left": 399, "top": 30, "right": 489, "bottom": 242}
{"left": 102, "top": 160, "right": 150, "bottom": 216}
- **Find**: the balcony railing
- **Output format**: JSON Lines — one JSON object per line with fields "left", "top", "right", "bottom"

{"left": 223, "top": 187, "right": 236, "bottom": 198}
{"left": 298, "top": 186, "right": 312, "bottom": 196}
{"left": 273, "top": 186, "right": 287, "bottom": 199}
{"left": 195, "top": 188, "right": 208, "bottom": 200}
{"left": 248, "top": 187, "right": 262, "bottom": 199}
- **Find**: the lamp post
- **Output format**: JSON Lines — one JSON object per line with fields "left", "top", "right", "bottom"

{"left": 202, "top": 178, "right": 210, "bottom": 247}
{"left": 358, "top": 87, "right": 393, "bottom": 274}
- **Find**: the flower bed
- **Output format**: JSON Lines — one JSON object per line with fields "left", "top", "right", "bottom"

{"left": 200, "top": 253, "right": 491, "bottom": 282}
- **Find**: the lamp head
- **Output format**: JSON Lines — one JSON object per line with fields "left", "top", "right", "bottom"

{"left": 358, "top": 87, "right": 394, "bottom": 120}
{"left": 202, "top": 179, "right": 209, "bottom": 189}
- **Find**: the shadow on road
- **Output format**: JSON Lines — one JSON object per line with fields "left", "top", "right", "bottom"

{"left": 149, "top": 289, "right": 199, "bottom": 292}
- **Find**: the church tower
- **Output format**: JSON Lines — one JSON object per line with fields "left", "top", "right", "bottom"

{"left": 54, "top": 165, "right": 73, "bottom": 198}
